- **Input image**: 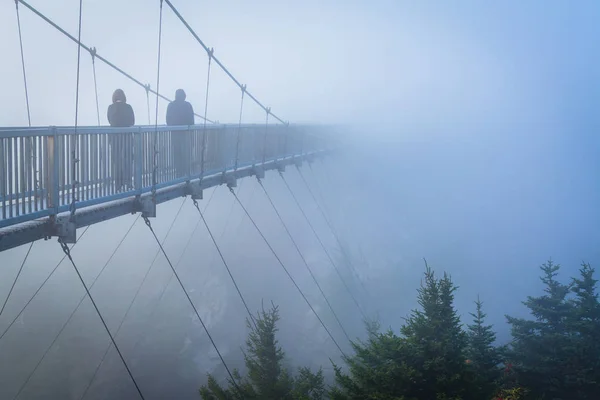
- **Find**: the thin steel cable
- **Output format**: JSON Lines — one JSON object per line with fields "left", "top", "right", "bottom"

{"left": 69, "top": 0, "right": 83, "bottom": 222}
{"left": 90, "top": 48, "right": 100, "bottom": 126}
{"left": 262, "top": 109, "right": 270, "bottom": 165}
{"left": 278, "top": 172, "right": 366, "bottom": 320}
{"left": 9, "top": 4, "right": 35, "bottom": 308}
{"left": 145, "top": 85, "right": 151, "bottom": 125}
{"left": 151, "top": 0, "right": 164, "bottom": 203}
{"left": 0, "top": 242, "right": 34, "bottom": 317}
{"left": 200, "top": 52, "right": 212, "bottom": 179}
{"left": 296, "top": 166, "right": 366, "bottom": 292}
{"left": 58, "top": 241, "right": 144, "bottom": 399}
{"left": 191, "top": 197, "right": 256, "bottom": 329}
{"left": 15, "top": 0, "right": 212, "bottom": 123}
{"left": 13, "top": 215, "right": 140, "bottom": 400}
{"left": 309, "top": 162, "right": 372, "bottom": 282}
{"left": 228, "top": 186, "right": 345, "bottom": 356}
{"left": 126, "top": 188, "right": 217, "bottom": 360}
{"left": 257, "top": 178, "right": 351, "bottom": 342}
{"left": 162, "top": 0, "right": 285, "bottom": 124}
{"left": 233, "top": 87, "right": 246, "bottom": 171}
{"left": 81, "top": 198, "right": 186, "bottom": 400}
{"left": 0, "top": 226, "right": 91, "bottom": 342}
{"left": 142, "top": 215, "right": 238, "bottom": 387}
{"left": 15, "top": 1, "right": 31, "bottom": 127}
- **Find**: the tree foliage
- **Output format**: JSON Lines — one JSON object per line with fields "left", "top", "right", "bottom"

{"left": 199, "top": 303, "right": 324, "bottom": 400}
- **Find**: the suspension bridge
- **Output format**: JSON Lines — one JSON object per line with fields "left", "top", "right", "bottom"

{"left": 0, "top": 1, "right": 367, "bottom": 399}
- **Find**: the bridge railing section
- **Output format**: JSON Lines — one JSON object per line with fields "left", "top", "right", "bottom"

{"left": 0, "top": 124, "right": 327, "bottom": 228}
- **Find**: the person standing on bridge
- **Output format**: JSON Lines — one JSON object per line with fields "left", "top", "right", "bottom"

{"left": 107, "top": 89, "right": 135, "bottom": 192}
{"left": 166, "top": 89, "right": 194, "bottom": 179}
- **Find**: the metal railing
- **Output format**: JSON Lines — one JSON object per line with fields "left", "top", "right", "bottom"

{"left": 0, "top": 123, "right": 330, "bottom": 228}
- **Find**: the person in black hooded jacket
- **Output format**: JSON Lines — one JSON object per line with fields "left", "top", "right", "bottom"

{"left": 166, "top": 89, "right": 194, "bottom": 178}
{"left": 107, "top": 89, "right": 135, "bottom": 192}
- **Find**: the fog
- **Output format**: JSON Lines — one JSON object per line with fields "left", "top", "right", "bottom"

{"left": 1, "top": 0, "right": 599, "bottom": 399}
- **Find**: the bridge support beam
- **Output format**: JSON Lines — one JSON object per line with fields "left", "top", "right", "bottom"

{"left": 0, "top": 150, "right": 330, "bottom": 253}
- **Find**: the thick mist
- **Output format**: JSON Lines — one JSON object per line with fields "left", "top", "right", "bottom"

{"left": 1, "top": 0, "right": 600, "bottom": 399}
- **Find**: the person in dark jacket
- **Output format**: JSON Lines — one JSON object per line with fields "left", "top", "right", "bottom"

{"left": 166, "top": 89, "right": 194, "bottom": 178}
{"left": 107, "top": 89, "right": 135, "bottom": 192}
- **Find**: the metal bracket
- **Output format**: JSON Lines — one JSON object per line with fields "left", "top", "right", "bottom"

{"left": 294, "top": 157, "right": 303, "bottom": 168}
{"left": 56, "top": 220, "right": 77, "bottom": 244}
{"left": 140, "top": 196, "right": 156, "bottom": 218}
{"left": 276, "top": 162, "right": 286, "bottom": 173}
{"left": 253, "top": 165, "right": 265, "bottom": 180}
{"left": 187, "top": 181, "right": 203, "bottom": 200}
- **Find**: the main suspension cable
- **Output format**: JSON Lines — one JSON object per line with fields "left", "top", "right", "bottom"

{"left": 142, "top": 215, "right": 238, "bottom": 386}
{"left": 296, "top": 166, "right": 366, "bottom": 292}
{"left": 191, "top": 196, "right": 256, "bottom": 329}
{"left": 13, "top": 215, "right": 140, "bottom": 400}
{"left": 257, "top": 178, "right": 351, "bottom": 342}
{"left": 15, "top": 0, "right": 212, "bottom": 123}
{"left": 162, "top": 0, "right": 285, "bottom": 124}
{"left": 81, "top": 198, "right": 187, "bottom": 399}
{"left": 0, "top": 226, "right": 91, "bottom": 342}
{"left": 278, "top": 172, "right": 366, "bottom": 320}
{"left": 228, "top": 186, "right": 346, "bottom": 356}
{"left": 58, "top": 241, "right": 144, "bottom": 399}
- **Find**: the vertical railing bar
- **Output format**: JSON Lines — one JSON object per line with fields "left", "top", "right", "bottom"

{"left": 0, "top": 138, "right": 5, "bottom": 220}
{"left": 33, "top": 136, "right": 38, "bottom": 212}
{"left": 19, "top": 136, "right": 24, "bottom": 216}
{"left": 8, "top": 138, "right": 13, "bottom": 218}
{"left": 41, "top": 135, "right": 46, "bottom": 210}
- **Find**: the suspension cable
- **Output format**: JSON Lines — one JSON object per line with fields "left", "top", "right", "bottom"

{"left": 0, "top": 226, "right": 91, "bottom": 342}
{"left": 7, "top": 2, "right": 36, "bottom": 313}
{"left": 15, "top": 1, "right": 31, "bottom": 126}
{"left": 68, "top": 0, "right": 83, "bottom": 225}
{"left": 89, "top": 47, "right": 101, "bottom": 126}
{"left": 145, "top": 84, "right": 152, "bottom": 125}
{"left": 81, "top": 198, "right": 187, "bottom": 399}
{"left": 0, "top": 242, "right": 34, "bottom": 317}
{"left": 58, "top": 240, "right": 144, "bottom": 399}
{"left": 142, "top": 215, "right": 238, "bottom": 386}
{"left": 14, "top": 0, "right": 212, "bottom": 123}
{"left": 200, "top": 50, "right": 213, "bottom": 180}
{"left": 257, "top": 178, "right": 351, "bottom": 342}
{"left": 151, "top": 0, "right": 164, "bottom": 204}
{"left": 191, "top": 197, "right": 256, "bottom": 328}
{"left": 162, "top": 0, "right": 285, "bottom": 124}
{"left": 261, "top": 108, "right": 270, "bottom": 165}
{"left": 278, "top": 172, "right": 366, "bottom": 320}
{"left": 228, "top": 186, "right": 346, "bottom": 356}
{"left": 126, "top": 188, "right": 217, "bottom": 360}
{"left": 296, "top": 166, "right": 366, "bottom": 292}
{"left": 13, "top": 215, "right": 140, "bottom": 400}
{"left": 309, "top": 161, "right": 372, "bottom": 282}
{"left": 233, "top": 86, "right": 246, "bottom": 171}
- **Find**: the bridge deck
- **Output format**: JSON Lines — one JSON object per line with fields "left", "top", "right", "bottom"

{"left": 0, "top": 123, "right": 331, "bottom": 252}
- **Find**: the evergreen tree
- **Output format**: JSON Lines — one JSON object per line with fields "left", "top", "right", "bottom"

{"left": 567, "top": 262, "right": 600, "bottom": 399}
{"left": 505, "top": 260, "right": 575, "bottom": 399}
{"left": 466, "top": 296, "right": 502, "bottom": 399}
{"left": 332, "top": 265, "right": 470, "bottom": 400}
{"left": 199, "top": 303, "right": 324, "bottom": 400}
